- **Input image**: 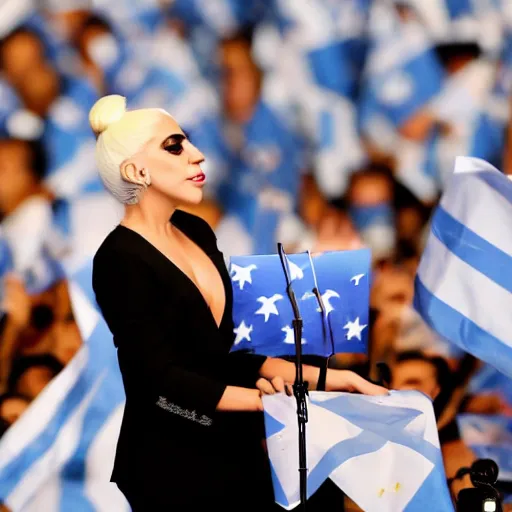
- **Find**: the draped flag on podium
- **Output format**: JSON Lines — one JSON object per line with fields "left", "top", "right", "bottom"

{"left": 262, "top": 390, "right": 453, "bottom": 511}
{"left": 229, "top": 249, "right": 371, "bottom": 357}
{"left": 414, "top": 156, "right": 512, "bottom": 379}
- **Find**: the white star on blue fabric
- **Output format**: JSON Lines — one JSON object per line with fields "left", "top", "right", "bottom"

{"left": 230, "top": 263, "right": 257, "bottom": 290}
{"left": 233, "top": 320, "right": 253, "bottom": 345}
{"left": 350, "top": 273, "right": 365, "bottom": 286}
{"left": 321, "top": 290, "right": 340, "bottom": 315}
{"left": 301, "top": 290, "right": 339, "bottom": 315}
{"left": 282, "top": 325, "right": 307, "bottom": 344}
{"left": 343, "top": 317, "right": 367, "bottom": 341}
{"left": 255, "top": 294, "right": 283, "bottom": 322}
{"left": 289, "top": 261, "right": 304, "bottom": 281}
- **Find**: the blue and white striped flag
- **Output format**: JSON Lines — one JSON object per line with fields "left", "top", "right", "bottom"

{"left": 229, "top": 249, "right": 371, "bottom": 357}
{"left": 457, "top": 414, "right": 512, "bottom": 482}
{"left": 0, "top": 263, "right": 127, "bottom": 510}
{"left": 263, "top": 390, "right": 453, "bottom": 511}
{"left": 414, "top": 156, "right": 512, "bottom": 379}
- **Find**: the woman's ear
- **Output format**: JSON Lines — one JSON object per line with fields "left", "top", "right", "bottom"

{"left": 121, "top": 161, "right": 150, "bottom": 187}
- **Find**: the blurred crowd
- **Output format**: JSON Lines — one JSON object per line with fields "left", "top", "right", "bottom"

{"left": 0, "top": 0, "right": 511, "bottom": 509}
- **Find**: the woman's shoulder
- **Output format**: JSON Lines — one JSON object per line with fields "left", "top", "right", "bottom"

{"left": 171, "top": 209, "right": 218, "bottom": 253}
{"left": 93, "top": 226, "right": 146, "bottom": 273}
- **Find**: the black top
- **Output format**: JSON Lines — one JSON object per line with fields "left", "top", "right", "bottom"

{"left": 92, "top": 210, "right": 274, "bottom": 507}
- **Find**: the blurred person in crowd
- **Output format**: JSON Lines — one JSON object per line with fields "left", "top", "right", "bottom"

{"left": 0, "top": 391, "right": 31, "bottom": 434}
{"left": 0, "top": 276, "right": 82, "bottom": 393}
{"left": 391, "top": 351, "right": 476, "bottom": 500}
{"left": 41, "top": 6, "right": 91, "bottom": 43}
{"left": 0, "top": 138, "right": 48, "bottom": 221}
{"left": 310, "top": 199, "right": 363, "bottom": 253}
{"left": 346, "top": 163, "right": 397, "bottom": 262}
{"left": 18, "top": 279, "right": 82, "bottom": 365}
{"left": 0, "top": 25, "right": 100, "bottom": 197}
{"left": 0, "top": 27, "right": 47, "bottom": 87}
{"left": 393, "top": 180, "right": 432, "bottom": 251}
{"left": 71, "top": 14, "right": 114, "bottom": 95}
{"left": 299, "top": 174, "right": 327, "bottom": 229}
{"left": 0, "top": 275, "right": 32, "bottom": 393}
{"left": 219, "top": 26, "right": 262, "bottom": 126}
{"left": 7, "top": 354, "right": 63, "bottom": 400}
{"left": 14, "top": 63, "right": 61, "bottom": 119}
{"left": 89, "top": 93, "right": 385, "bottom": 510}
{"left": 393, "top": 239, "right": 421, "bottom": 276}
{"left": 213, "top": 27, "right": 307, "bottom": 256}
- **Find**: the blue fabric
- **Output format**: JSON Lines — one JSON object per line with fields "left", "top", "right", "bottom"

{"left": 414, "top": 277, "right": 512, "bottom": 379}
{"left": 229, "top": 249, "right": 371, "bottom": 357}
{"left": 457, "top": 414, "right": 512, "bottom": 482}
{"left": 432, "top": 207, "right": 512, "bottom": 293}
{"left": 349, "top": 203, "right": 395, "bottom": 231}
{"left": 263, "top": 391, "right": 453, "bottom": 511}
{"left": 219, "top": 101, "right": 303, "bottom": 254}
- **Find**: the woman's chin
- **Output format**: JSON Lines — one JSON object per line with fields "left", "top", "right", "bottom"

{"left": 174, "top": 189, "right": 204, "bottom": 207}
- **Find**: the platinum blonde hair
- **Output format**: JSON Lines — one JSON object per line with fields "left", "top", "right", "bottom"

{"left": 89, "top": 95, "right": 169, "bottom": 205}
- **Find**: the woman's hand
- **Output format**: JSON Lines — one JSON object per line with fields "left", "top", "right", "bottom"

{"left": 256, "top": 376, "right": 293, "bottom": 397}
{"left": 217, "top": 378, "right": 294, "bottom": 413}
{"left": 326, "top": 370, "right": 388, "bottom": 396}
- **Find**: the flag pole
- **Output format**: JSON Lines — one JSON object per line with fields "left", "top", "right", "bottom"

{"left": 277, "top": 243, "right": 308, "bottom": 510}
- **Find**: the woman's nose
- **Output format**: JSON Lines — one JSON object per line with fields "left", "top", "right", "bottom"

{"left": 186, "top": 140, "right": 205, "bottom": 164}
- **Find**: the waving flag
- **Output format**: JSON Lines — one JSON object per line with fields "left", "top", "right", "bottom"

{"left": 396, "top": 0, "right": 504, "bottom": 54}
{"left": 0, "top": 197, "right": 66, "bottom": 295}
{"left": 168, "top": 0, "right": 260, "bottom": 37}
{"left": 263, "top": 390, "right": 453, "bottom": 511}
{"left": 43, "top": 77, "right": 101, "bottom": 199}
{"left": 217, "top": 87, "right": 304, "bottom": 254}
{"left": 468, "top": 363, "right": 512, "bottom": 407}
{"left": 457, "top": 414, "right": 512, "bottom": 482}
{"left": 270, "top": 0, "right": 367, "bottom": 198}
{"left": 414, "top": 156, "right": 512, "bottom": 379}
{"left": 229, "top": 249, "right": 371, "bottom": 357}
{"left": 0, "top": 261, "right": 128, "bottom": 511}
{"left": 359, "top": 18, "right": 445, "bottom": 135}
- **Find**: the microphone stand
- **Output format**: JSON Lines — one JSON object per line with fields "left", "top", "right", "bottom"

{"left": 277, "top": 243, "right": 308, "bottom": 511}
{"left": 308, "top": 251, "right": 335, "bottom": 392}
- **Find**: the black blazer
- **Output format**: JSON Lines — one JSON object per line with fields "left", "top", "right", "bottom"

{"left": 92, "top": 210, "right": 274, "bottom": 508}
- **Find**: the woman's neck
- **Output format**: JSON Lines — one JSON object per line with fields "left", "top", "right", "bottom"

{"left": 122, "top": 195, "right": 179, "bottom": 238}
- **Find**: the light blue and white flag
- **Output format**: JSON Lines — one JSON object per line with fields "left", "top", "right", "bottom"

{"left": 430, "top": 59, "right": 496, "bottom": 189}
{"left": 270, "top": 0, "right": 367, "bottom": 198}
{"left": 168, "top": 0, "right": 258, "bottom": 37}
{"left": 414, "top": 156, "right": 512, "bottom": 379}
{"left": 457, "top": 414, "right": 512, "bottom": 481}
{"left": 229, "top": 249, "right": 371, "bottom": 357}
{"left": 359, "top": 18, "right": 445, "bottom": 137}
{"left": 0, "top": 260, "right": 128, "bottom": 511}
{"left": 468, "top": 362, "right": 512, "bottom": 406}
{"left": 42, "top": 77, "right": 101, "bottom": 199}
{"left": 395, "top": 0, "right": 504, "bottom": 55}
{"left": 0, "top": 196, "right": 65, "bottom": 295}
{"left": 263, "top": 390, "right": 453, "bottom": 511}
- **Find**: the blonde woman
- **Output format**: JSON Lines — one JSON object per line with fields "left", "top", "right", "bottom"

{"left": 90, "top": 95, "right": 386, "bottom": 510}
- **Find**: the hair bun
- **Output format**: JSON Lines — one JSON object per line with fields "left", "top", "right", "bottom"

{"left": 89, "top": 95, "right": 127, "bottom": 135}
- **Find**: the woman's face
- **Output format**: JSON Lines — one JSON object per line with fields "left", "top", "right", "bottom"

{"left": 138, "top": 114, "right": 206, "bottom": 207}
